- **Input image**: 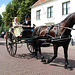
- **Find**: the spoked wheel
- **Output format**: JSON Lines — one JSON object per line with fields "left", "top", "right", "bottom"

{"left": 27, "top": 43, "right": 34, "bottom": 54}
{"left": 6, "top": 32, "right": 17, "bottom": 57}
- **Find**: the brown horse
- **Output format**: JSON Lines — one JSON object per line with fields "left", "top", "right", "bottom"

{"left": 32, "top": 12, "right": 75, "bottom": 70}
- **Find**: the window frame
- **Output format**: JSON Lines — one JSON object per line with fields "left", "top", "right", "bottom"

{"left": 62, "top": 1, "right": 70, "bottom": 15}
{"left": 36, "top": 10, "right": 41, "bottom": 20}
{"left": 47, "top": 6, "right": 53, "bottom": 18}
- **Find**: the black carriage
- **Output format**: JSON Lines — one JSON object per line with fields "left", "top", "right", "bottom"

{"left": 6, "top": 25, "right": 35, "bottom": 56}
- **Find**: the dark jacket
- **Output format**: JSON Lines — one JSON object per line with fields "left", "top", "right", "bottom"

{"left": 22, "top": 20, "right": 31, "bottom": 26}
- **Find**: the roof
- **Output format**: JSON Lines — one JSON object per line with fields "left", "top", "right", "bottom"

{"left": 34, "top": 0, "right": 46, "bottom": 6}
{"left": 31, "top": 0, "right": 53, "bottom": 8}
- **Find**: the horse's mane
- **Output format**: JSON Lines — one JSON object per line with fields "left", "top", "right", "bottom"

{"left": 61, "top": 12, "right": 75, "bottom": 23}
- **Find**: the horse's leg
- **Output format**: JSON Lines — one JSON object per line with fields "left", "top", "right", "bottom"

{"left": 36, "top": 41, "right": 46, "bottom": 60}
{"left": 46, "top": 44, "right": 58, "bottom": 64}
{"left": 32, "top": 40, "right": 38, "bottom": 57}
{"left": 38, "top": 46, "right": 41, "bottom": 56}
{"left": 32, "top": 40, "right": 42, "bottom": 58}
{"left": 38, "top": 46, "right": 46, "bottom": 61}
{"left": 63, "top": 45, "right": 73, "bottom": 70}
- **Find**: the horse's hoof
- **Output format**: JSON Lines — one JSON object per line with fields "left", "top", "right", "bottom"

{"left": 45, "top": 57, "right": 51, "bottom": 64}
{"left": 43, "top": 59, "right": 48, "bottom": 64}
{"left": 41, "top": 56, "right": 44, "bottom": 59}
{"left": 64, "top": 65, "right": 73, "bottom": 71}
{"left": 35, "top": 56, "right": 38, "bottom": 58}
{"left": 43, "top": 59, "right": 47, "bottom": 64}
{"left": 33, "top": 55, "right": 38, "bottom": 58}
{"left": 41, "top": 56, "right": 46, "bottom": 62}
{"left": 41, "top": 56, "right": 44, "bottom": 62}
{"left": 41, "top": 58, "right": 46, "bottom": 62}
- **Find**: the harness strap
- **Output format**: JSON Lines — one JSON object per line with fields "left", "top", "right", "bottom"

{"left": 48, "top": 25, "right": 54, "bottom": 35}
{"left": 37, "top": 27, "right": 42, "bottom": 36}
{"left": 57, "top": 23, "right": 62, "bottom": 37}
{"left": 51, "top": 35, "right": 71, "bottom": 42}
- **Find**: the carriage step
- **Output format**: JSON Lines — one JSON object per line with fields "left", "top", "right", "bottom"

{"left": 42, "top": 43, "right": 50, "bottom": 44}
{"left": 38, "top": 39, "right": 50, "bottom": 41}
{"left": 41, "top": 43, "right": 50, "bottom": 47}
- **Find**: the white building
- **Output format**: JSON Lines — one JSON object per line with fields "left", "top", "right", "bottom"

{"left": 31, "top": 0, "right": 75, "bottom": 40}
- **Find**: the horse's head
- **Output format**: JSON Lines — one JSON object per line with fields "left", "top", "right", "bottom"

{"left": 56, "top": 12, "right": 75, "bottom": 36}
{"left": 71, "top": 12, "right": 75, "bottom": 25}
{"left": 63, "top": 12, "right": 75, "bottom": 28}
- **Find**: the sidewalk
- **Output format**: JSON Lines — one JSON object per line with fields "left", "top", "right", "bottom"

{"left": 0, "top": 37, "right": 6, "bottom": 43}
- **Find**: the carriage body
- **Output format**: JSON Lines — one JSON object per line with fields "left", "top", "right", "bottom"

{"left": 6, "top": 25, "right": 35, "bottom": 56}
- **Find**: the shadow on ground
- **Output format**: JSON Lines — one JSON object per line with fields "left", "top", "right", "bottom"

{"left": 0, "top": 43, "right": 5, "bottom": 45}
{"left": 14, "top": 52, "right": 75, "bottom": 69}
{"left": 14, "top": 52, "right": 53, "bottom": 59}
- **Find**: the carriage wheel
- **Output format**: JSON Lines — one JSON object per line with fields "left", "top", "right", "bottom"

{"left": 27, "top": 43, "right": 34, "bottom": 54}
{"left": 6, "top": 32, "right": 17, "bottom": 57}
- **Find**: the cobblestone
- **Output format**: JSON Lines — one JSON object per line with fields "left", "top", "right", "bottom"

{"left": 0, "top": 38, "right": 75, "bottom": 75}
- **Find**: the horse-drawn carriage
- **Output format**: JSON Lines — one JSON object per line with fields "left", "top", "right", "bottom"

{"left": 6, "top": 12, "right": 75, "bottom": 70}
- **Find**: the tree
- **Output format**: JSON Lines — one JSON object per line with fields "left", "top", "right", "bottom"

{"left": 0, "top": 14, "right": 2, "bottom": 26}
{"left": 17, "top": 0, "right": 38, "bottom": 21}
{"left": 2, "top": 0, "right": 38, "bottom": 25}
{"left": 2, "top": 2, "right": 12, "bottom": 25}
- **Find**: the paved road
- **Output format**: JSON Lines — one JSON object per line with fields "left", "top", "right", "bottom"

{"left": 0, "top": 38, "right": 75, "bottom": 75}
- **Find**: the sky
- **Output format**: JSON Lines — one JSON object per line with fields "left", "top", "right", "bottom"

{"left": 0, "top": 0, "right": 12, "bottom": 16}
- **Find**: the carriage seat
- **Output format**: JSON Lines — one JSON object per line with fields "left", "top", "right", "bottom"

{"left": 22, "top": 26, "right": 34, "bottom": 38}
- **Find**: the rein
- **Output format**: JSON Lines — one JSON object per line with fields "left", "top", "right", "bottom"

{"left": 51, "top": 24, "right": 75, "bottom": 30}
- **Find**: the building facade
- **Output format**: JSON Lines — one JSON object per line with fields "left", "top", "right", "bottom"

{"left": 31, "top": 0, "right": 75, "bottom": 39}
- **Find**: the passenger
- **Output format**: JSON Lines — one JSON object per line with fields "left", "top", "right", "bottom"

{"left": 13, "top": 17, "right": 23, "bottom": 37}
{"left": 13, "top": 17, "right": 20, "bottom": 27}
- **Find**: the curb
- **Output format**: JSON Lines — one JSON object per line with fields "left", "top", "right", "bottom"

{"left": 0, "top": 41, "right": 6, "bottom": 43}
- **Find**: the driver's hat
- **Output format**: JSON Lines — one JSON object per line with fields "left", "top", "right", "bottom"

{"left": 25, "top": 14, "right": 29, "bottom": 18}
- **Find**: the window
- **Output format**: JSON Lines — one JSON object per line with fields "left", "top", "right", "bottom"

{"left": 47, "top": 6, "right": 53, "bottom": 18}
{"left": 36, "top": 10, "right": 41, "bottom": 20}
{"left": 62, "top": 1, "right": 70, "bottom": 15}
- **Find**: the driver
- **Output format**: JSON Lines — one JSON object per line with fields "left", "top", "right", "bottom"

{"left": 22, "top": 14, "right": 31, "bottom": 37}
{"left": 23, "top": 14, "right": 31, "bottom": 27}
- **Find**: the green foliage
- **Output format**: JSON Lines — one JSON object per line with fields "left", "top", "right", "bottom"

{"left": 1, "top": 0, "right": 38, "bottom": 33}
{"left": 2, "top": 0, "right": 38, "bottom": 25}
{"left": 0, "top": 14, "right": 2, "bottom": 26}
{"left": 0, "top": 23, "right": 9, "bottom": 34}
{"left": 0, "top": 23, "right": 4, "bottom": 34}
{"left": 3, "top": 25, "right": 9, "bottom": 32}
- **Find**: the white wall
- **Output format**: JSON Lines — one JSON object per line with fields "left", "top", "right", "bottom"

{"left": 70, "top": 0, "right": 75, "bottom": 39}
{"left": 31, "top": 0, "right": 70, "bottom": 27}
{"left": 31, "top": 0, "right": 58, "bottom": 26}
{"left": 70, "top": 0, "right": 75, "bottom": 13}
